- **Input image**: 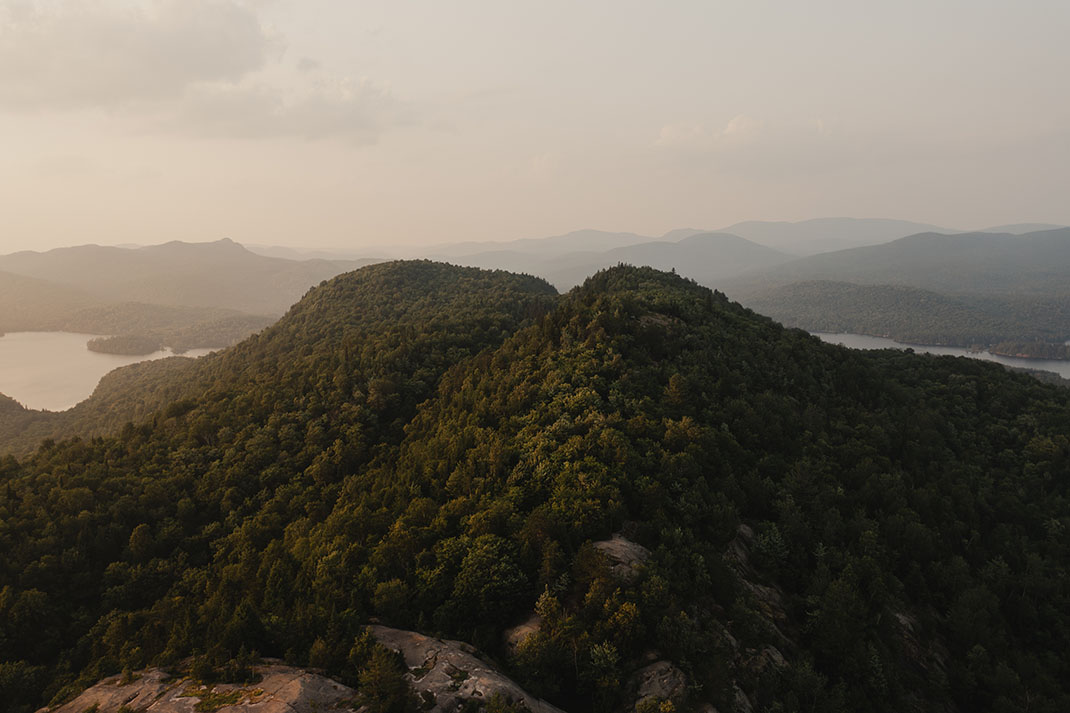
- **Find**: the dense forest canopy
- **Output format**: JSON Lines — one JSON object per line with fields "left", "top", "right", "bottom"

{"left": 3, "top": 261, "right": 1070, "bottom": 713}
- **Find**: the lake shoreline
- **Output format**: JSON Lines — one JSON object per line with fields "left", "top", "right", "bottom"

{"left": 812, "top": 332, "right": 1070, "bottom": 380}
{"left": 0, "top": 331, "right": 212, "bottom": 412}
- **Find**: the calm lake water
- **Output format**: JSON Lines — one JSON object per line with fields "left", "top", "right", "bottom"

{"left": 813, "top": 332, "right": 1070, "bottom": 379}
{"left": 0, "top": 332, "right": 213, "bottom": 412}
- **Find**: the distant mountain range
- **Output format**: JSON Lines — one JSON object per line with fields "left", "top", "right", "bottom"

{"left": 247, "top": 217, "right": 1069, "bottom": 266}
{"left": 0, "top": 238, "right": 375, "bottom": 315}
{"left": 8, "top": 219, "right": 1070, "bottom": 359}
{"left": 728, "top": 228, "right": 1070, "bottom": 296}
{"left": 714, "top": 218, "right": 952, "bottom": 254}
{"left": 0, "top": 239, "right": 378, "bottom": 355}
{"left": 442, "top": 232, "right": 790, "bottom": 290}
{"left": 322, "top": 219, "right": 954, "bottom": 261}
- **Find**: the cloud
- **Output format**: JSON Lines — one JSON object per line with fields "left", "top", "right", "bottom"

{"left": 0, "top": 0, "right": 276, "bottom": 109}
{"left": 0, "top": 1, "right": 403, "bottom": 141}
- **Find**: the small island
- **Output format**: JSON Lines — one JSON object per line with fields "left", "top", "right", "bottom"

{"left": 86, "top": 334, "right": 164, "bottom": 356}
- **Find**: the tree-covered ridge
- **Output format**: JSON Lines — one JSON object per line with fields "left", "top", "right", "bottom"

{"left": 2, "top": 262, "right": 1070, "bottom": 713}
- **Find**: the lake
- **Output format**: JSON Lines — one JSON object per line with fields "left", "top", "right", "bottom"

{"left": 0, "top": 332, "right": 213, "bottom": 412}
{"left": 813, "top": 332, "right": 1070, "bottom": 379}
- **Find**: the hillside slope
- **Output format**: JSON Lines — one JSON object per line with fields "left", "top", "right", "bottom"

{"left": 3, "top": 263, "right": 1070, "bottom": 713}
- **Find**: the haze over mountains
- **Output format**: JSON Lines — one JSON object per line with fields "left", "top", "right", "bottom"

{"left": 248, "top": 217, "right": 1067, "bottom": 265}
{"left": 727, "top": 228, "right": 1070, "bottom": 295}
{"left": 726, "top": 227, "right": 1070, "bottom": 350}
{"left": 6, "top": 217, "right": 1070, "bottom": 360}
{"left": 0, "top": 239, "right": 376, "bottom": 356}
{"left": 441, "top": 232, "right": 791, "bottom": 290}
{"left": 0, "top": 238, "right": 374, "bottom": 316}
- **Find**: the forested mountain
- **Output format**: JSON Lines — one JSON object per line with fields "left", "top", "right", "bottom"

{"left": 4, "top": 262, "right": 1070, "bottom": 713}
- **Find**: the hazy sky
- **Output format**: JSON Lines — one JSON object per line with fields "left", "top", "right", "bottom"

{"left": 1, "top": 0, "right": 1068, "bottom": 253}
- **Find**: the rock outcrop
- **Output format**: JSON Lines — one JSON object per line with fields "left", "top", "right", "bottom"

{"left": 368, "top": 625, "right": 565, "bottom": 713}
{"left": 592, "top": 534, "right": 651, "bottom": 582}
{"left": 43, "top": 663, "right": 355, "bottom": 713}
{"left": 632, "top": 660, "right": 687, "bottom": 707}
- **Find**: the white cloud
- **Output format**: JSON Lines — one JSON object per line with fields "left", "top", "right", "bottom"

{"left": 0, "top": 0, "right": 402, "bottom": 141}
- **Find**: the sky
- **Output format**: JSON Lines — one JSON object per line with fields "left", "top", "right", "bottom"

{"left": 0, "top": 0, "right": 1068, "bottom": 254}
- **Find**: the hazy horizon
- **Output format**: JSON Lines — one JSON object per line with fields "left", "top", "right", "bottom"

{"left": 2, "top": 0, "right": 1069, "bottom": 254}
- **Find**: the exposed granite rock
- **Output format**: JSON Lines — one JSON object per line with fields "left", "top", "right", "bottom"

{"left": 633, "top": 660, "right": 687, "bottom": 707}
{"left": 43, "top": 663, "right": 355, "bottom": 713}
{"left": 592, "top": 534, "right": 651, "bottom": 582}
{"left": 368, "top": 625, "right": 565, "bottom": 713}
{"left": 723, "top": 525, "right": 791, "bottom": 644}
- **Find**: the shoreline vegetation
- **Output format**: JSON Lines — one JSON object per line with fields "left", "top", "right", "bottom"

{"left": 86, "top": 334, "right": 165, "bottom": 356}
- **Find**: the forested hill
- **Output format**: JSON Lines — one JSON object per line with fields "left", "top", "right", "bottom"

{"left": 4, "top": 262, "right": 1070, "bottom": 713}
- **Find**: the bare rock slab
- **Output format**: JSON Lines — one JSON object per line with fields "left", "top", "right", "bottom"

{"left": 44, "top": 664, "right": 355, "bottom": 713}
{"left": 368, "top": 625, "right": 565, "bottom": 713}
